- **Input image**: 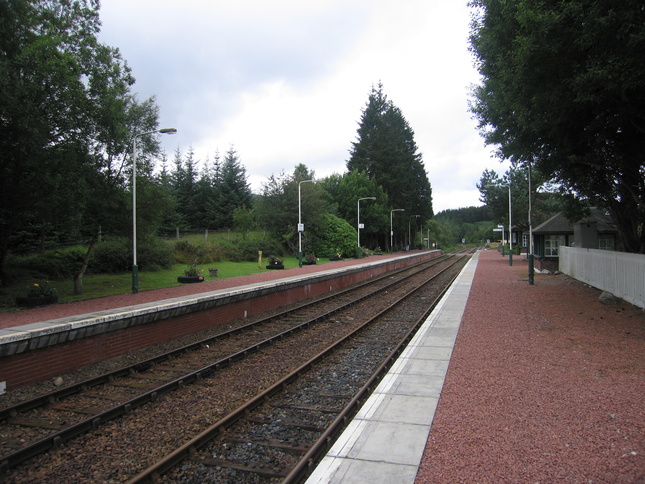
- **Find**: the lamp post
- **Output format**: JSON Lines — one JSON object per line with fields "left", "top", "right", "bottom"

{"left": 408, "top": 215, "right": 420, "bottom": 250}
{"left": 486, "top": 183, "right": 513, "bottom": 266}
{"left": 527, "top": 165, "right": 534, "bottom": 284}
{"left": 132, "top": 127, "right": 177, "bottom": 293}
{"left": 298, "top": 179, "right": 313, "bottom": 267}
{"left": 390, "top": 209, "right": 405, "bottom": 252}
{"left": 357, "top": 197, "right": 376, "bottom": 257}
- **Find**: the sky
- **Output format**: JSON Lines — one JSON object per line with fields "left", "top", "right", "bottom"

{"left": 98, "top": 0, "right": 508, "bottom": 213}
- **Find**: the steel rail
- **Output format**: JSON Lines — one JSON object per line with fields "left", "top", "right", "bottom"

{"left": 125, "top": 255, "right": 468, "bottom": 483}
{"left": 0, "top": 255, "right": 451, "bottom": 474}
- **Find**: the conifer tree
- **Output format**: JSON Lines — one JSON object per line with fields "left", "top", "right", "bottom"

{"left": 217, "top": 147, "right": 252, "bottom": 228}
{"left": 348, "top": 83, "right": 433, "bottom": 220}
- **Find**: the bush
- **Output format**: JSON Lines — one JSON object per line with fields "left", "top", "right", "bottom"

{"left": 173, "top": 240, "right": 225, "bottom": 265}
{"left": 91, "top": 237, "right": 174, "bottom": 273}
{"left": 138, "top": 239, "right": 174, "bottom": 271}
{"left": 91, "top": 238, "right": 130, "bottom": 273}
{"left": 311, "top": 213, "right": 358, "bottom": 258}
{"left": 222, "top": 238, "right": 284, "bottom": 262}
{"left": 16, "top": 246, "right": 86, "bottom": 279}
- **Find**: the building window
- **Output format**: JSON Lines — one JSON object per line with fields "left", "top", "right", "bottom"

{"left": 544, "top": 235, "right": 565, "bottom": 257}
{"left": 598, "top": 234, "right": 614, "bottom": 251}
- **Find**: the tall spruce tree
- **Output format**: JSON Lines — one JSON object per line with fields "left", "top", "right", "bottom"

{"left": 347, "top": 83, "right": 433, "bottom": 221}
{"left": 217, "top": 146, "right": 252, "bottom": 229}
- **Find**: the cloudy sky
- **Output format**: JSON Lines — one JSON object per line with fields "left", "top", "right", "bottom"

{"left": 98, "top": 0, "right": 508, "bottom": 213}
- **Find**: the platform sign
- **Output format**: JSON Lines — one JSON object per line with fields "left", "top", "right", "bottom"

{"left": 297, "top": 223, "right": 304, "bottom": 233}
{"left": 493, "top": 228, "right": 503, "bottom": 232}
{"left": 358, "top": 223, "right": 364, "bottom": 229}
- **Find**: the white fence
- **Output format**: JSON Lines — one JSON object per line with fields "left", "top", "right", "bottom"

{"left": 560, "top": 247, "right": 645, "bottom": 309}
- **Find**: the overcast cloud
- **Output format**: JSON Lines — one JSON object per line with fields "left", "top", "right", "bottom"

{"left": 98, "top": 0, "right": 508, "bottom": 213}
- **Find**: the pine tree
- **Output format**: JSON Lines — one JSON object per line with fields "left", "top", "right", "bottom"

{"left": 348, "top": 83, "right": 433, "bottom": 220}
{"left": 217, "top": 147, "right": 252, "bottom": 228}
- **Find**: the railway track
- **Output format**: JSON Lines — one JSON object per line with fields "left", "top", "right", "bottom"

{"left": 1, "top": 251, "right": 472, "bottom": 482}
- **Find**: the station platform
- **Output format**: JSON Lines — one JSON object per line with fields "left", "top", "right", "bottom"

{"left": 305, "top": 251, "right": 478, "bottom": 483}
{"left": 308, "top": 249, "right": 644, "bottom": 483}
{"left": 0, "top": 251, "right": 441, "bottom": 389}
{"left": 2, "top": 249, "right": 641, "bottom": 482}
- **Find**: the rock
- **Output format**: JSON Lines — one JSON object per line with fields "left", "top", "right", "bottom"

{"left": 53, "top": 377, "right": 64, "bottom": 387}
{"left": 599, "top": 291, "right": 618, "bottom": 305}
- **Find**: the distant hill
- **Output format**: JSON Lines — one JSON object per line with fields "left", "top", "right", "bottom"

{"left": 434, "top": 206, "right": 492, "bottom": 224}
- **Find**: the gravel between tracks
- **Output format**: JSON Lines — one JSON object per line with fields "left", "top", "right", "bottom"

{"left": 416, "top": 250, "right": 644, "bottom": 483}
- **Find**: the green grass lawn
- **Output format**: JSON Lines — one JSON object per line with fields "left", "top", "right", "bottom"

{"left": 0, "top": 256, "right": 328, "bottom": 312}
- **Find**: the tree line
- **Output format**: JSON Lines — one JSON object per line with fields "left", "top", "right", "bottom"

{"left": 0, "top": 1, "right": 437, "bottom": 286}
{"left": 469, "top": 0, "right": 645, "bottom": 253}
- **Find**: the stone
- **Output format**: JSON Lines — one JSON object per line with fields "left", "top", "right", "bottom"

{"left": 599, "top": 291, "right": 618, "bottom": 305}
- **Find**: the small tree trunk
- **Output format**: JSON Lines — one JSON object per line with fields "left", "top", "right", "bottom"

{"left": 73, "top": 227, "right": 100, "bottom": 295}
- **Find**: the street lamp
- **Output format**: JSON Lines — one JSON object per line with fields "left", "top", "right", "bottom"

{"left": 132, "top": 127, "right": 177, "bottom": 293}
{"left": 390, "top": 209, "right": 405, "bottom": 252}
{"left": 357, "top": 197, "right": 376, "bottom": 257}
{"left": 298, "top": 179, "right": 313, "bottom": 267}
{"left": 527, "top": 165, "right": 534, "bottom": 284}
{"left": 486, "top": 183, "right": 513, "bottom": 266}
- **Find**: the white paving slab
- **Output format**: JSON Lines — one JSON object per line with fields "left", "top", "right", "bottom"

{"left": 306, "top": 252, "right": 480, "bottom": 484}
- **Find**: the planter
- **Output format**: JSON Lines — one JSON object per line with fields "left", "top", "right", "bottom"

{"left": 266, "top": 263, "right": 284, "bottom": 270}
{"left": 16, "top": 295, "right": 58, "bottom": 307}
{"left": 208, "top": 268, "right": 219, "bottom": 277}
{"left": 177, "top": 276, "right": 205, "bottom": 283}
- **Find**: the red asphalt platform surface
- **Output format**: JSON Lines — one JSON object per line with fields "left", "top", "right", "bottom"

{"left": 416, "top": 249, "right": 644, "bottom": 483}
{"left": 0, "top": 253, "right": 407, "bottom": 330}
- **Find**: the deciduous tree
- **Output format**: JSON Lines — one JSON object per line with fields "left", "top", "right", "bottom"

{"left": 469, "top": 0, "right": 645, "bottom": 252}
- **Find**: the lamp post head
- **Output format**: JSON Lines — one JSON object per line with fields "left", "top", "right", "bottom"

{"left": 159, "top": 128, "right": 177, "bottom": 134}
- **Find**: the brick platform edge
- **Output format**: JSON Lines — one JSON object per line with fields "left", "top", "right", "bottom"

{"left": 0, "top": 252, "right": 441, "bottom": 390}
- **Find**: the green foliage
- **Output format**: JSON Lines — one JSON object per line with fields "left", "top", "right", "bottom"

{"left": 222, "top": 238, "right": 283, "bottom": 263}
{"left": 0, "top": 0, "right": 170, "bottom": 284}
{"left": 182, "top": 259, "right": 204, "bottom": 277}
{"left": 137, "top": 239, "right": 174, "bottom": 271}
{"left": 347, "top": 82, "right": 433, "bottom": 222}
{"left": 255, "top": 164, "right": 334, "bottom": 254}
{"left": 91, "top": 237, "right": 173, "bottom": 273}
{"left": 469, "top": 0, "right": 645, "bottom": 252}
{"left": 90, "top": 238, "right": 131, "bottom": 273}
{"left": 27, "top": 281, "right": 57, "bottom": 297}
{"left": 320, "top": 170, "right": 389, "bottom": 249}
{"left": 310, "top": 213, "right": 358, "bottom": 258}
{"left": 233, "top": 207, "right": 256, "bottom": 237}
{"left": 16, "top": 247, "right": 86, "bottom": 279}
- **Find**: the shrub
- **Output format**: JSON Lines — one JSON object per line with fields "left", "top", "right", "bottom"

{"left": 138, "top": 239, "right": 174, "bottom": 271}
{"left": 222, "top": 238, "right": 284, "bottom": 262}
{"left": 91, "top": 237, "right": 173, "bottom": 273}
{"left": 91, "top": 238, "right": 130, "bottom": 273}
{"left": 17, "top": 246, "right": 86, "bottom": 279}
{"left": 311, "top": 213, "right": 357, "bottom": 258}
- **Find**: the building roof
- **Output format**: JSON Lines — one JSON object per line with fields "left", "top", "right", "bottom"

{"left": 532, "top": 208, "right": 617, "bottom": 234}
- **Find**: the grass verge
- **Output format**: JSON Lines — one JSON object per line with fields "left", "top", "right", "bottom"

{"left": 0, "top": 256, "right": 327, "bottom": 312}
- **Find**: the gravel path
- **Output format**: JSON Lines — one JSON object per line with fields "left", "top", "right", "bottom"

{"left": 416, "top": 250, "right": 644, "bottom": 483}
